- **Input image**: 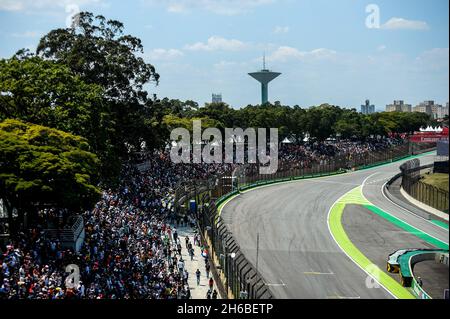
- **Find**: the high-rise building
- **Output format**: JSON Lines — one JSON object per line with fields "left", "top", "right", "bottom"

{"left": 413, "top": 100, "right": 435, "bottom": 117}
{"left": 386, "top": 104, "right": 399, "bottom": 112}
{"left": 386, "top": 100, "right": 411, "bottom": 112}
{"left": 440, "top": 103, "right": 450, "bottom": 119}
{"left": 432, "top": 102, "right": 449, "bottom": 119}
{"left": 212, "top": 93, "right": 222, "bottom": 103}
{"left": 360, "top": 99, "right": 375, "bottom": 114}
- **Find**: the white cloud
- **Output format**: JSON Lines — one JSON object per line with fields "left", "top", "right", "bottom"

{"left": 147, "top": 48, "right": 184, "bottom": 61}
{"left": 167, "top": 3, "right": 185, "bottom": 13}
{"left": 185, "top": 36, "right": 249, "bottom": 51}
{"left": 142, "top": 0, "right": 276, "bottom": 15}
{"left": 0, "top": 0, "right": 23, "bottom": 11}
{"left": 381, "top": 17, "right": 430, "bottom": 30}
{"left": 214, "top": 61, "right": 238, "bottom": 68}
{"left": 11, "top": 30, "right": 41, "bottom": 38}
{"left": 272, "top": 26, "right": 289, "bottom": 34}
{"left": 377, "top": 45, "right": 386, "bottom": 52}
{"left": 213, "top": 60, "right": 248, "bottom": 70}
{"left": 266, "top": 46, "right": 337, "bottom": 62}
{"left": 0, "top": 0, "right": 105, "bottom": 12}
{"left": 415, "top": 48, "right": 449, "bottom": 71}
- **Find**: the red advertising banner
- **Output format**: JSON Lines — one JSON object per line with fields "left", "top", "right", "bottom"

{"left": 410, "top": 127, "right": 449, "bottom": 143}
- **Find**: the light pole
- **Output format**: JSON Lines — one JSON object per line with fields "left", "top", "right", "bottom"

{"left": 255, "top": 232, "right": 260, "bottom": 275}
{"left": 220, "top": 245, "right": 236, "bottom": 296}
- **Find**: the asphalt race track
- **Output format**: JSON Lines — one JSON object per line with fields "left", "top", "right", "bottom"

{"left": 220, "top": 153, "right": 448, "bottom": 299}
{"left": 342, "top": 204, "right": 448, "bottom": 299}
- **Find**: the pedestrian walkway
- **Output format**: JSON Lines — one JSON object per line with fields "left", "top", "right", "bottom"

{"left": 173, "top": 225, "right": 222, "bottom": 299}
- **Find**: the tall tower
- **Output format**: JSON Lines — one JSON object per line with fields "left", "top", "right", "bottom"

{"left": 212, "top": 93, "right": 222, "bottom": 103}
{"left": 249, "top": 55, "right": 281, "bottom": 105}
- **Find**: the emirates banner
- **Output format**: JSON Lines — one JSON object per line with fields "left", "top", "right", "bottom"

{"left": 410, "top": 127, "right": 449, "bottom": 143}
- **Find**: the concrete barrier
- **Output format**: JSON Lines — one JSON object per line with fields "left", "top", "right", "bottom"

{"left": 383, "top": 174, "right": 431, "bottom": 220}
{"left": 400, "top": 187, "right": 449, "bottom": 221}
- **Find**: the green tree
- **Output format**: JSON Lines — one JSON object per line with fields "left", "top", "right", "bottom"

{"left": 196, "top": 102, "right": 236, "bottom": 128}
{"left": 37, "top": 12, "right": 159, "bottom": 102}
{"left": 441, "top": 115, "right": 449, "bottom": 127}
{"left": 303, "top": 104, "right": 343, "bottom": 141}
{"left": 375, "top": 112, "right": 429, "bottom": 134}
{"left": 163, "top": 115, "right": 222, "bottom": 134}
{"left": 360, "top": 114, "right": 387, "bottom": 138}
{"left": 0, "top": 55, "right": 118, "bottom": 183}
{"left": 36, "top": 12, "right": 162, "bottom": 163}
{"left": 284, "top": 106, "right": 307, "bottom": 142}
{"left": 334, "top": 109, "right": 366, "bottom": 139}
{"left": 0, "top": 119, "right": 101, "bottom": 232}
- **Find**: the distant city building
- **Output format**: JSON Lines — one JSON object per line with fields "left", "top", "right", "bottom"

{"left": 212, "top": 93, "right": 222, "bottom": 103}
{"left": 360, "top": 99, "right": 375, "bottom": 114}
{"left": 412, "top": 100, "right": 449, "bottom": 119}
{"left": 413, "top": 100, "right": 436, "bottom": 117}
{"left": 435, "top": 102, "right": 449, "bottom": 119}
{"left": 386, "top": 100, "right": 411, "bottom": 113}
{"left": 440, "top": 103, "right": 450, "bottom": 119}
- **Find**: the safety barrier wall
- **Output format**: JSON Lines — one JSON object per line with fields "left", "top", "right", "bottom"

{"left": 401, "top": 161, "right": 449, "bottom": 213}
{"left": 410, "top": 142, "right": 438, "bottom": 156}
{"left": 408, "top": 252, "right": 438, "bottom": 299}
{"left": 411, "top": 278, "right": 432, "bottom": 300}
{"left": 384, "top": 172, "right": 432, "bottom": 220}
{"left": 169, "top": 142, "right": 435, "bottom": 299}
{"left": 234, "top": 143, "right": 413, "bottom": 190}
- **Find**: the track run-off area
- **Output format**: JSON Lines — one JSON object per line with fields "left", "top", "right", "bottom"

{"left": 219, "top": 152, "right": 448, "bottom": 299}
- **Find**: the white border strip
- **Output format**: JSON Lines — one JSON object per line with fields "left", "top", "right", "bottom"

{"left": 399, "top": 187, "right": 449, "bottom": 222}
{"left": 326, "top": 188, "right": 397, "bottom": 299}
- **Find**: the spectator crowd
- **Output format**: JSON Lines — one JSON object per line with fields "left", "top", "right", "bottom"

{"left": 0, "top": 151, "right": 230, "bottom": 299}
{"left": 0, "top": 138, "right": 405, "bottom": 299}
{"left": 279, "top": 138, "right": 405, "bottom": 168}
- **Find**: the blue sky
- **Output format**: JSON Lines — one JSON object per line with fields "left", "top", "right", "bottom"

{"left": 0, "top": 0, "right": 448, "bottom": 110}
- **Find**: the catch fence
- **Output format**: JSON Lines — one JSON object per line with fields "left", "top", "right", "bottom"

{"left": 172, "top": 141, "right": 434, "bottom": 299}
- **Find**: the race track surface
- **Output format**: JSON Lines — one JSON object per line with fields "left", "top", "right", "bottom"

{"left": 342, "top": 204, "right": 446, "bottom": 297}
{"left": 220, "top": 153, "right": 448, "bottom": 299}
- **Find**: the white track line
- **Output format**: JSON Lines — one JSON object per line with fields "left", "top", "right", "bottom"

{"left": 303, "top": 271, "right": 335, "bottom": 275}
{"left": 326, "top": 183, "right": 397, "bottom": 300}
{"left": 327, "top": 295, "right": 361, "bottom": 299}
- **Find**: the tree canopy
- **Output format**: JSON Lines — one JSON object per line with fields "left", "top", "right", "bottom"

{"left": 0, "top": 11, "right": 436, "bottom": 233}
{"left": 165, "top": 101, "right": 431, "bottom": 141}
{"left": 0, "top": 55, "right": 119, "bottom": 183}
{"left": 36, "top": 12, "right": 164, "bottom": 175}
{"left": 37, "top": 12, "right": 159, "bottom": 103}
{"left": 0, "top": 119, "right": 101, "bottom": 220}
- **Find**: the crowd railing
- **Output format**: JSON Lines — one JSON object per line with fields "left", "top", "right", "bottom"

{"left": 172, "top": 141, "right": 436, "bottom": 299}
